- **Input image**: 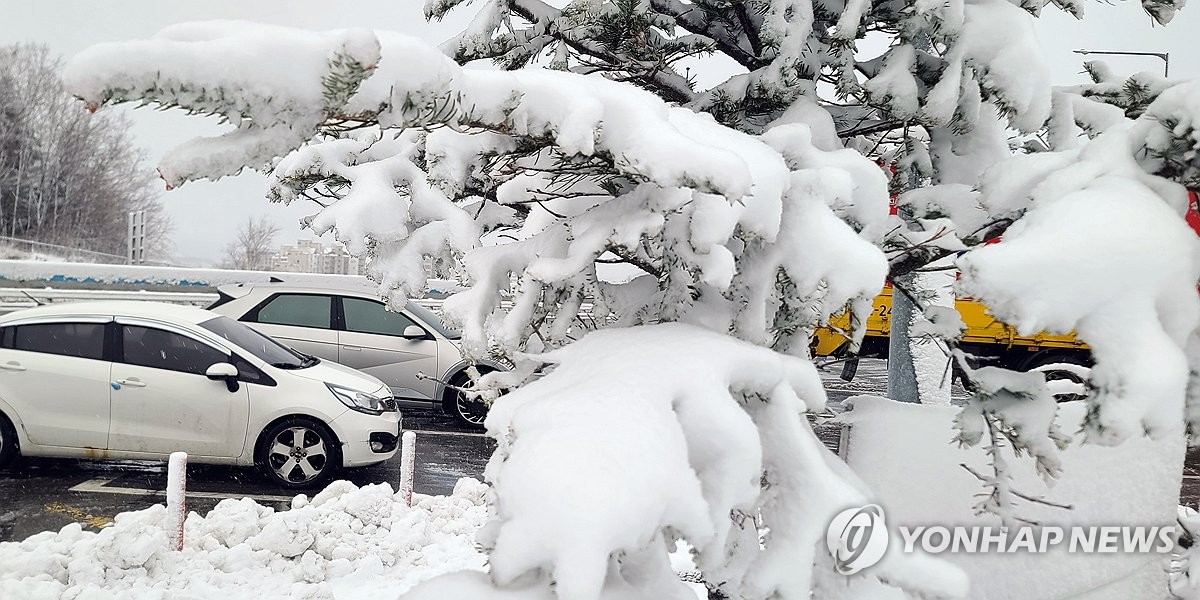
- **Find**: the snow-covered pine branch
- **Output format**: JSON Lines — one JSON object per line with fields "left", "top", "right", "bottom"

{"left": 64, "top": 22, "right": 384, "bottom": 188}
{"left": 958, "top": 124, "right": 1200, "bottom": 446}
{"left": 404, "top": 324, "right": 968, "bottom": 600}
{"left": 424, "top": 0, "right": 1172, "bottom": 143}
{"left": 65, "top": 21, "right": 888, "bottom": 363}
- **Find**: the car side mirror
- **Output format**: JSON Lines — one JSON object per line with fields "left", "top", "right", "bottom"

{"left": 206, "top": 362, "right": 240, "bottom": 392}
{"left": 402, "top": 325, "right": 428, "bottom": 339}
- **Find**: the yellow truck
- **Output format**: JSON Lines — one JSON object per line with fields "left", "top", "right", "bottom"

{"left": 812, "top": 286, "right": 1092, "bottom": 377}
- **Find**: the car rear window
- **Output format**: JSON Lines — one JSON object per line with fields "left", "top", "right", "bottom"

{"left": 252, "top": 294, "right": 332, "bottom": 329}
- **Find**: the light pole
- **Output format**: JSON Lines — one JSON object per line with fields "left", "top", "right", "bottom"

{"left": 1072, "top": 49, "right": 1169, "bottom": 78}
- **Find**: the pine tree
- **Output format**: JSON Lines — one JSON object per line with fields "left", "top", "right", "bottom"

{"left": 63, "top": 14, "right": 1200, "bottom": 598}
{"left": 426, "top": 0, "right": 1184, "bottom": 405}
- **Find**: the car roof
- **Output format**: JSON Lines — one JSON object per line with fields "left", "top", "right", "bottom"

{"left": 0, "top": 301, "right": 220, "bottom": 325}
{"left": 216, "top": 281, "right": 391, "bottom": 304}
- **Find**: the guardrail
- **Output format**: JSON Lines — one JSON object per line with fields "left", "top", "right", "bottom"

{"left": 1, "top": 288, "right": 218, "bottom": 304}
{"left": 0, "top": 288, "right": 219, "bottom": 315}
{"left": 0, "top": 236, "right": 137, "bottom": 265}
{"left": 0, "top": 284, "right": 595, "bottom": 328}
{"left": 0, "top": 287, "right": 450, "bottom": 315}
{"left": 0, "top": 259, "right": 463, "bottom": 295}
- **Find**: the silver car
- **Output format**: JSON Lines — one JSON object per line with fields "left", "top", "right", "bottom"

{"left": 209, "top": 282, "right": 504, "bottom": 427}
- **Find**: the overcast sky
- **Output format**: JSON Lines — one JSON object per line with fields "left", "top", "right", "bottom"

{"left": 0, "top": 1, "right": 1194, "bottom": 265}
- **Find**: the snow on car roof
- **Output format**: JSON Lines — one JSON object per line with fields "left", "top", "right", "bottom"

{"left": 0, "top": 300, "right": 219, "bottom": 325}
{"left": 219, "top": 280, "right": 380, "bottom": 295}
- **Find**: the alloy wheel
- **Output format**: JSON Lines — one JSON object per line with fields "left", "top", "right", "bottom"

{"left": 266, "top": 426, "right": 329, "bottom": 484}
{"left": 456, "top": 390, "right": 489, "bottom": 426}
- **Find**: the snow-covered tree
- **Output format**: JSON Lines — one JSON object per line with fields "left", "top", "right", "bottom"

{"left": 426, "top": 0, "right": 1200, "bottom": 533}
{"left": 63, "top": 23, "right": 960, "bottom": 598}
{"left": 426, "top": 0, "right": 1187, "bottom": 405}
{"left": 61, "top": 10, "right": 1200, "bottom": 599}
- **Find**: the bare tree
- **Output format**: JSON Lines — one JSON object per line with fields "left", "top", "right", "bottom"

{"left": 0, "top": 43, "right": 171, "bottom": 261}
{"left": 224, "top": 215, "right": 279, "bottom": 270}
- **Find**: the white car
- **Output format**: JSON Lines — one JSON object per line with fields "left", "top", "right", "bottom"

{"left": 209, "top": 282, "right": 507, "bottom": 427}
{"left": 0, "top": 301, "right": 401, "bottom": 488}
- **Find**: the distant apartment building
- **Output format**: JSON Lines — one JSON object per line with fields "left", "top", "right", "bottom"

{"left": 270, "top": 240, "right": 364, "bottom": 275}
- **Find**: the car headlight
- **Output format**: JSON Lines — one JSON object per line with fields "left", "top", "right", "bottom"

{"left": 327, "top": 383, "right": 385, "bottom": 415}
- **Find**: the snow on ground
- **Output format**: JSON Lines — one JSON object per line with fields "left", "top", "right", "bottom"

{"left": 0, "top": 478, "right": 489, "bottom": 600}
{"left": 0, "top": 475, "right": 712, "bottom": 600}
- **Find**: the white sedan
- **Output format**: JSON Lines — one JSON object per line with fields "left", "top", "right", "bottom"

{"left": 0, "top": 301, "right": 401, "bottom": 488}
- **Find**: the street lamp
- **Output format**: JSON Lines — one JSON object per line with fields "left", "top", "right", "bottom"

{"left": 1072, "top": 49, "right": 1170, "bottom": 77}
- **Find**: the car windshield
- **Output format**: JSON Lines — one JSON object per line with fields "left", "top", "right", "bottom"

{"left": 199, "top": 316, "right": 317, "bottom": 369}
{"left": 405, "top": 302, "right": 462, "bottom": 340}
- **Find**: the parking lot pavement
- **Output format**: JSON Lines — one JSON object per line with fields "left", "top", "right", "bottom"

{"left": 3, "top": 370, "right": 1199, "bottom": 543}
{"left": 0, "top": 408, "right": 493, "bottom": 542}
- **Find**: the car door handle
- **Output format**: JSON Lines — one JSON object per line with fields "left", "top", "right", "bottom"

{"left": 343, "top": 346, "right": 363, "bottom": 351}
{"left": 114, "top": 378, "right": 147, "bottom": 388}
{"left": 0, "top": 361, "right": 24, "bottom": 372}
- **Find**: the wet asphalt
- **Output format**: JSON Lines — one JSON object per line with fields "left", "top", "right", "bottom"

{"left": 0, "top": 408, "right": 492, "bottom": 542}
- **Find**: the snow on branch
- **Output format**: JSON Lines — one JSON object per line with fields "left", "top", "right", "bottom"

{"left": 59, "top": 22, "right": 957, "bottom": 599}
{"left": 403, "top": 324, "right": 967, "bottom": 600}
{"left": 64, "top": 23, "right": 890, "bottom": 363}
{"left": 959, "top": 127, "right": 1200, "bottom": 445}
{"left": 64, "top": 22, "right": 383, "bottom": 187}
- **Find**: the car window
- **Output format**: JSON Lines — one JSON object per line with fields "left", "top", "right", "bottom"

{"left": 342, "top": 297, "right": 421, "bottom": 337}
{"left": 121, "top": 325, "right": 229, "bottom": 375}
{"left": 199, "top": 316, "right": 311, "bottom": 370}
{"left": 10, "top": 322, "right": 106, "bottom": 360}
{"left": 252, "top": 294, "right": 332, "bottom": 329}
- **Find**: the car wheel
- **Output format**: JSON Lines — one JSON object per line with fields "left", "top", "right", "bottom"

{"left": 1024, "top": 352, "right": 1091, "bottom": 403}
{"left": 446, "top": 371, "right": 491, "bottom": 429}
{"left": 0, "top": 413, "right": 17, "bottom": 469}
{"left": 257, "top": 418, "right": 341, "bottom": 489}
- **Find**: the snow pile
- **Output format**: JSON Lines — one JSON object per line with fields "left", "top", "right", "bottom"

{"left": 0, "top": 479, "right": 489, "bottom": 600}
{"left": 959, "top": 126, "right": 1200, "bottom": 445}
{"left": 402, "top": 324, "right": 967, "bottom": 600}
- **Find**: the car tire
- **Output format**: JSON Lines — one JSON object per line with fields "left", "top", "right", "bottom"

{"left": 445, "top": 370, "right": 492, "bottom": 429}
{"left": 257, "top": 417, "right": 341, "bottom": 489}
{"left": 0, "top": 412, "right": 17, "bottom": 469}
{"left": 1023, "top": 351, "right": 1092, "bottom": 403}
